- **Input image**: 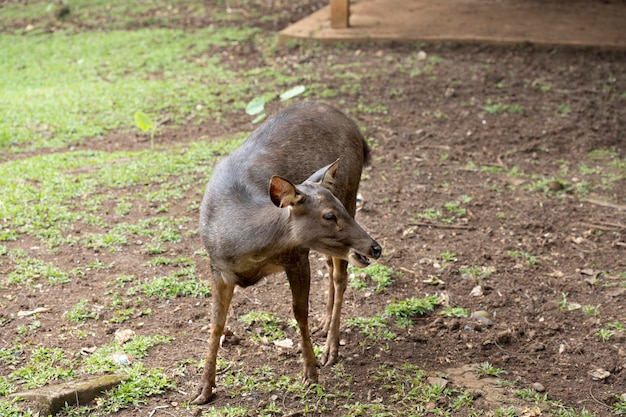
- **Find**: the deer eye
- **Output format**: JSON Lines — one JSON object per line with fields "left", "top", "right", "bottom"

{"left": 322, "top": 212, "right": 336, "bottom": 221}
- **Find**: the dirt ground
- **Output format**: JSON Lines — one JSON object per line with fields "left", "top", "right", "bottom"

{"left": 1, "top": 1, "right": 625, "bottom": 416}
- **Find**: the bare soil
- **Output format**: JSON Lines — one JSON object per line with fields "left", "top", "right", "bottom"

{"left": 1, "top": 1, "right": 625, "bottom": 416}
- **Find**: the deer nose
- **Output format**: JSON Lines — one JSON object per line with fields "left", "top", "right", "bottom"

{"left": 371, "top": 243, "right": 382, "bottom": 259}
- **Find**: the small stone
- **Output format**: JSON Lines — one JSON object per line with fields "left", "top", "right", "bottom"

{"left": 10, "top": 374, "right": 126, "bottom": 416}
{"left": 427, "top": 376, "right": 449, "bottom": 389}
{"left": 114, "top": 328, "right": 135, "bottom": 345}
{"left": 532, "top": 382, "right": 545, "bottom": 392}
{"left": 470, "top": 285, "right": 483, "bottom": 297}
{"left": 470, "top": 311, "right": 493, "bottom": 326}
{"left": 588, "top": 368, "right": 610, "bottom": 380}
{"left": 546, "top": 180, "right": 564, "bottom": 191}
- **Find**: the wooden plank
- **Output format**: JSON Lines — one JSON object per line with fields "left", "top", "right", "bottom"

{"left": 330, "top": 0, "right": 350, "bottom": 28}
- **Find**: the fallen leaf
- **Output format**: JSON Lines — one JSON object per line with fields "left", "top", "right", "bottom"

{"left": 273, "top": 338, "right": 294, "bottom": 349}
{"left": 17, "top": 307, "right": 51, "bottom": 317}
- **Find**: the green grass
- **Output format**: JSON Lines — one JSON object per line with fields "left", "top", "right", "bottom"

{"left": 65, "top": 299, "right": 100, "bottom": 323}
{"left": 239, "top": 310, "right": 286, "bottom": 342}
{"left": 0, "top": 27, "right": 259, "bottom": 152}
{"left": 349, "top": 263, "right": 398, "bottom": 292}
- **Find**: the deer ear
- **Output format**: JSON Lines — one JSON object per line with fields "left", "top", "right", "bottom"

{"left": 320, "top": 159, "right": 339, "bottom": 190}
{"left": 307, "top": 159, "right": 339, "bottom": 190}
{"left": 269, "top": 176, "right": 302, "bottom": 208}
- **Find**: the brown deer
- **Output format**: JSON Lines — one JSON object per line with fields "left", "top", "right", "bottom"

{"left": 192, "top": 101, "right": 381, "bottom": 404}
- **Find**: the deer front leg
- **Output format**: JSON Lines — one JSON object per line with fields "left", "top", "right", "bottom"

{"left": 320, "top": 256, "right": 334, "bottom": 335}
{"left": 285, "top": 254, "right": 318, "bottom": 385}
{"left": 192, "top": 270, "right": 235, "bottom": 405}
{"left": 321, "top": 257, "right": 348, "bottom": 367}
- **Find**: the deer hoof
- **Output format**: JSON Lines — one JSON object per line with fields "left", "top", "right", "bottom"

{"left": 190, "top": 387, "right": 213, "bottom": 405}
{"left": 320, "top": 349, "right": 339, "bottom": 367}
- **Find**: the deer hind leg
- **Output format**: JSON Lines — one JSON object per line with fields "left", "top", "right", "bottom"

{"left": 321, "top": 257, "right": 348, "bottom": 367}
{"left": 192, "top": 270, "right": 235, "bottom": 405}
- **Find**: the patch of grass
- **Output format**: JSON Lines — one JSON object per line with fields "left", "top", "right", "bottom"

{"left": 475, "top": 362, "right": 506, "bottom": 378}
{"left": 349, "top": 263, "right": 398, "bottom": 292}
{"left": 416, "top": 197, "right": 470, "bottom": 224}
{"left": 525, "top": 177, "right": 572, "bottom": 195}
{"left": 128, "top": 267, "right": 210, "bottom": 299}
{"left": 0, "top": 346, "right": 23, "bottom": 366}
{"left": 65, "top": 299, "right": 99, "bottom": 323}
{"left": 0, "top": 27, "right": 260, "bottom": 152}
{"left": 239, "top": 310, "right": 286, "bottom": 342}
{"left": 440, "top": 306, "right": 470, "bottom": 318}
{"left": 595, "top": 328, "right": 614, "bottom": 342}
{"left": 483, "top": 99, "right": 524, "bottom": 115}
{"left": 9, "top": 347, "right": 75, "bottom": 389}
{"left": 506, "top": 250, "right": 539, "bottom": 266}
{"left": 385, "top": 294, "right": 440, "bottom": 323}
{"left": 582, "top": 304, "right": 600, "bottom": 316}
{"left": 346, "top": 315, "right": 396, "bottom": 341}
{"left": 459, "top": 265, "right": 494, "bottom": 280}
{"left": 7, "top": 257, "right": 70, "bottom": 286}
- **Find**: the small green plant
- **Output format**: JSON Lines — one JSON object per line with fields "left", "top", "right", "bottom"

{"left": 65, "top": 299, "right": 99, "bottom": 323}
{"left": 582, "top": 304, "right": 600, "bottom": 316}
{"left": 606, "top": 321, "right": 625, "bottom": 331}
{"left": 7, "top": 257, "right": 70, "bottom": 286}
{"left": 475, "top": 362, "right": 506, "bottom": 378}
{"left": 134, "top": 111, "right": 156, "bottom": 149}
{"left": 459, "top": 266, "right": 493, "bottom": 280}
{"left": 129, "top": 269, "right": 210, "bottom": 299}
{"left": 385, "top": 294, "right": 440, "bottom": 322}
{"left": 613, "top": 394, "right": 626, "bottom": 415}
{"left": 349, "top": 263, "right": 397, "bottom": 292}
{"left": 441, "top": 252, "right": 458, "bottom": 263}
{"left": 440, "top": 306, "right": 470, "bottom": 318}
{"left": 239, "top": 310, "right": 285, "bottom": 342}
{"left": 595, "top": 328, "right": 614, "bottom": 342}
{"left": 346, "top": 315, "right": 396, "bottom": 341}
{"left": 506, "top": 250, "right": 538, "bottom": 266}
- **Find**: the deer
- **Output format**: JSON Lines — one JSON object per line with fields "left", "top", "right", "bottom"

{"left": 192, "top": 101, "right": 382, "bottom": 405}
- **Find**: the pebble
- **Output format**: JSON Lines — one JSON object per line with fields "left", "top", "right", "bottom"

{"left": 532, "top": 382, "right": 545, "bottom": 392}
{"left": 470, "top": 285, "right": 483, "bottom": 297}
{"left": 470, "top": 310, "right": 493, "bottom": 326}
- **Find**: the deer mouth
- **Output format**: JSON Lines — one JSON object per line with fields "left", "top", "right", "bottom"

{"left": 348, "top": 251, "right": 372, "bottom": 268}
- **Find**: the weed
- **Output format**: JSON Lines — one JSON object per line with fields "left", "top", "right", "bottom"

{"left": 506, "top": 250, "right": 539, "bottom": 266}
{"left": 459, "top": 265, "right": 493, "bottom": 280}
{"left": 10, "top": 347, "right": 75, "bottom": 389}
{"left": 595, "top": 328, "right": 614, "bottom": 342}
{"left": 441, "top": 251, "right": 458, "bottom": 263}
{"left": 346, "top": 315, "right": 396, "bottom": 341}
{"left": 0, "top": 346, "right": 23, "bottom": 366}
{"left": 475, "top": 362, "right": 506, "bottom": 378}
{"left": 349, "top": 263, "right": 397, "bottom": 292}
{"left": 613, "top": 394, "right": 626, "bottom": 415}
{"left": 7, "top": 257, "right": 70, "bottom": 286}
{"left": 582, "top": 304, "right": 600, "bottom": 316}
{"left": 606, "top": 321, "right": 625, "bottom": 331}
{"left": 440, "top": 306, "right": 470, "bottom": 318}
{"left": 65, "top": 299, "right": 99, "bottom": 323}
{"left": 129, "top": 267, "right": 210, "bottom": 299}
{"left": 239, "top": 310, "right": 286, "bottom": 342}
{"left": 385, "top": 294, "right": 440, "bottom": 322}
{"left": 555, "top": 104, "right": 572, "bottom": 118}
